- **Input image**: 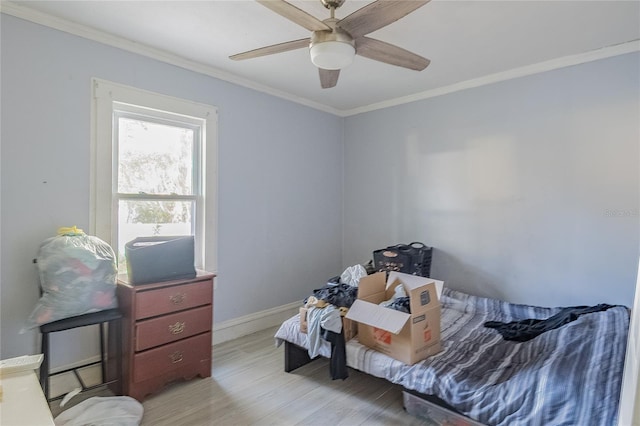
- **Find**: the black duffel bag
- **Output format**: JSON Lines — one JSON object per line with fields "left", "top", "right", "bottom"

{"left": 373, "top": 242, "right": 433, "bottom": 277}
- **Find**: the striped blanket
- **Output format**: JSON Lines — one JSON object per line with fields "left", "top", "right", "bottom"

{"left": 275, "top": 287, "right": 629, "bottom": 426}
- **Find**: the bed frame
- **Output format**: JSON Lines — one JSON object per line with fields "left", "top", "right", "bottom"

{"left": 284, "top": 341, "right": 317, "bottom": 373}
{"left": 277, "top": 286, "right": 628, "bottom": 426}
{"left": 282, "top": 340, "right": 470, "bottom": 421}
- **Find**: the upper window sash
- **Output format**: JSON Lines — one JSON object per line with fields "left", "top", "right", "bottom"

{"left": 113, "top": 109, "right": 203, "bottom": 197}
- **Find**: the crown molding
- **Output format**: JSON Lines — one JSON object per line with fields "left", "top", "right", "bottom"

{"left": 2, "top": 1, "right": 638, "bottom": 119}
{"left": 0, "top": 1, "right": 343, "bottom": 117}
{"left": 343, "top": 39, "right": 640, "bottom": 117}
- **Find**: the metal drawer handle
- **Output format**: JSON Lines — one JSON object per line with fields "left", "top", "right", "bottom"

{"left": 169, "top": 293, "right": 186, "bottom": 304}
{"left": 168, "top": 321, "right": 186, "bottom": 335}
{"left": 169, "top": 351, "right": 184, "bottom": 364}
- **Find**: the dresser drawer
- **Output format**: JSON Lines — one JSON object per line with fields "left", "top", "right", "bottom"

{"left": 133, "top": 332, "right": 211, "bottom": 383}
{"left": 135, "top": 279, "right": 213, "bottom": 319}
{"left": 135, "top": 305, "right": 212, "bottom": 351}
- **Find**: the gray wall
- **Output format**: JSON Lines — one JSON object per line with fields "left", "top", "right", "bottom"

{"left": 0, "top": 15, "right": 344, "bottom": 364}
{"left": 343, "top": 53, "right": 640, "bottom": 308}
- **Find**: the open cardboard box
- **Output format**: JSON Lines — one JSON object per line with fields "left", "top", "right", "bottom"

{"left": 346, "top": 271, "right": 443, "bottom": 365}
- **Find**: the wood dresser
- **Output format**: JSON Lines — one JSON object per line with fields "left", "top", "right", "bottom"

{"left": 109, "top": 271, "right": 215, "bottom": 401}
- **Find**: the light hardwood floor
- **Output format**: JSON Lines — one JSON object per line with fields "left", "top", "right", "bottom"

{"left": 49, "top": 327, "right": 429, "bottom": 425}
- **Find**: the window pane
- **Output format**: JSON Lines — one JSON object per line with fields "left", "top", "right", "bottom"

{"left": 117, "top": 199, "right": 194, "bottom": 270}
{"left": 117, "top": 117, "right": 194, "bottom": 195}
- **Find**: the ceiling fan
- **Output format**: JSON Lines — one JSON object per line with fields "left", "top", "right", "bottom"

{"left": 230, "top": 0, "right": 431, "bottom": 89}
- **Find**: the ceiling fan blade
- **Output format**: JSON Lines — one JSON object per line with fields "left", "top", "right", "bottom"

{"left": 257, "top": 0, "right": 331, "bottom": 32}
{"left": 338, "top": 0, "right": 430, "bottom": 38}
{"left": 356, "top": 37, "right": 430, "bottom": 71}
{"left": 230, "top": 38, "right": 310, "bottom": 61}
{"left": 319, "top": 68, "right": 340, "bottom": 89}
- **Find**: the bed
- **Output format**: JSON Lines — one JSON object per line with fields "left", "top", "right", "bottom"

{"left": 275, "top": 286, "right": 629, "bottom": 426}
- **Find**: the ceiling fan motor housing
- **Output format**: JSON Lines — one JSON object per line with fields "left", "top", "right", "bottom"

{"left": 321, "top": 0, "right": 346, "bottom": 10}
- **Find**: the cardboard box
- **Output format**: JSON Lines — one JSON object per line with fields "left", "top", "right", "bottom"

{"left": 299, "top": 307, "right": 357, "bottom": 341}
{"left": 346, "top": 271, "right": 443, "bottom": 365}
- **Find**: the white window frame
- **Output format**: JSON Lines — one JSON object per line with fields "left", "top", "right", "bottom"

{"left": 91, "top": 78, "right": 218, "bottom": 272}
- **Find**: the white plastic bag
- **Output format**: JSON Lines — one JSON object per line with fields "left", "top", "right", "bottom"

{"left": 340, "top": 264, "right": 367, "bottom": 287}
{"left": 54, "top": 396, "right": 143, "bottom": 426}
{"left": 24, "top": 227, "right": 118, "bottom": 330}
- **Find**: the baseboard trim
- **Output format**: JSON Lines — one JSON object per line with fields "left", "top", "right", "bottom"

{"left": 212, "top": 301, "right": 300, "bottom": 345}
{"left": 50, "top": 356, "right": 102, "bottom": 375}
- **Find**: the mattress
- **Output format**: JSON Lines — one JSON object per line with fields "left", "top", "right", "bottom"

{"left": 275, "top": 287, "right": 629, "bottom": 426}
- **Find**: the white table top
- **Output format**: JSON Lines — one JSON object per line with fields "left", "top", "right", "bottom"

{"left": 0, "top": 370, "right": 55, "bottom": 426}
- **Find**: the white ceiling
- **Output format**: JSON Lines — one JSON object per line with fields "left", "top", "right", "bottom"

{"left": 4, "top": 0, "right": 640, "bottom": 115}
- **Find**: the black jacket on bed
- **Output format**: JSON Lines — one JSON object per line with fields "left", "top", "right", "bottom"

{"left": 484, "top": 304, "right": 616, "bottom": 342}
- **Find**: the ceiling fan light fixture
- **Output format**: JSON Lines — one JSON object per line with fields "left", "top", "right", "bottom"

{"left": 310, "top": 41, "right": 355, "bottom": 70}
{"left": 232, "top": 0, "right": 431, "bottom": 88}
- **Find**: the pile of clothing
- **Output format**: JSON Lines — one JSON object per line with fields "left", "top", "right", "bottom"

{"left": 303, "top": 265, "right": 363, "bottom": 380}
{"left": 378, "top": 284, "right": 411, "bottom": 314}
{"left": 302, "top": 264, "right": 418, "bottom": 380}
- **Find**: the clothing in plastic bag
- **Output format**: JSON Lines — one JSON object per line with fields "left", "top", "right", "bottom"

{"left": 24, "top": 227, "right": 118, "bottom": 330}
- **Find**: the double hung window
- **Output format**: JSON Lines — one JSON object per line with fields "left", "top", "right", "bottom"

{"left": 91, "top": 79, "right": 217, "bottom": 272}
